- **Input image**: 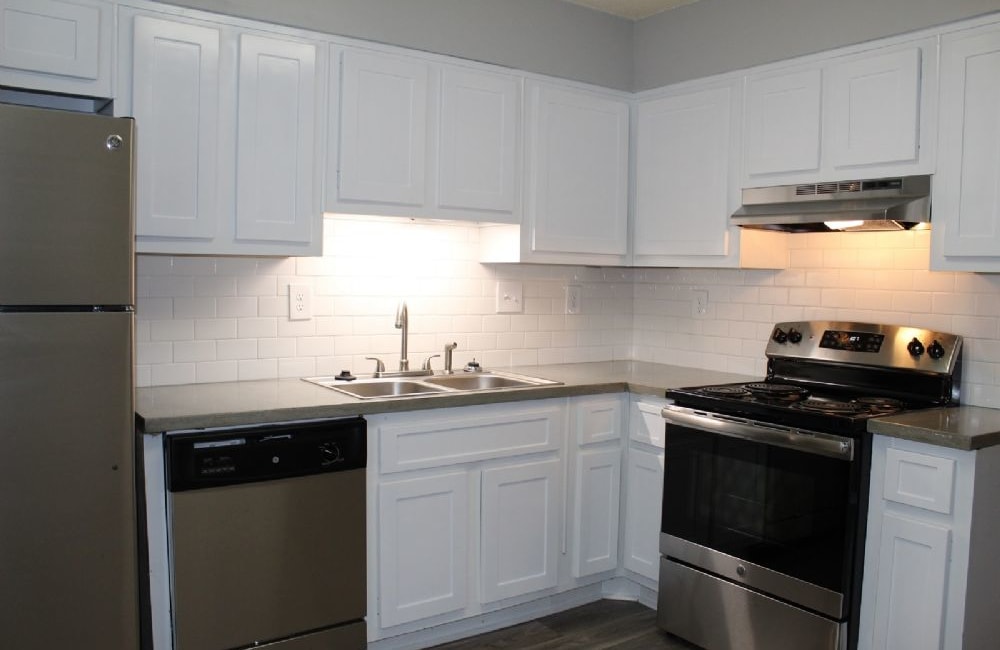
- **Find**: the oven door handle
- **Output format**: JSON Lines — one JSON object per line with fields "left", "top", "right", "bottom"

{"left": 661, "top": 405, "right": 854, "bottom": 461}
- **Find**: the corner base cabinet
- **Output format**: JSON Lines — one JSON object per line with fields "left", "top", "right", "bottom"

{"left": 858, "top": 436, "right": 1000, "bottom": 650}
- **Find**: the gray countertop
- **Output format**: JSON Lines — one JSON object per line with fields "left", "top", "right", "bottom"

{"left": 135, "top": 361, "right": 1000, "bottom": 451}
{"left": 135, "top": 361, "right": 752, "bottom": 433}
{"left": 868, "top": 406, "right": 1000, "bottom": 451}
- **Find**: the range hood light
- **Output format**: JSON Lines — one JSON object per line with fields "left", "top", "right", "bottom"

{"left": 824, "top": 220, "right": 865, "bottom": 231}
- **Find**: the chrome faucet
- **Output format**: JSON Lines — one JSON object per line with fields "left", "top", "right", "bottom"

{"left": 395, "top": 300, "right": 409, "bottom": 371}
{"left": 444, "top": 342, "right": 458, "bottom": 373}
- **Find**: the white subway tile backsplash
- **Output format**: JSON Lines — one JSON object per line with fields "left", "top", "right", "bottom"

{"left": 217, "top": 339, "right": 259, "bottom": 361}
{"left": 135, "top": 219, "right": 1000, "bottom": 409}
{"left": 195, "top": 361, "right": 238, "bottom": 383}
{"left": 195, "top": 318, "right": 238, "bottom": 340}
{"left": 173, "top": 340, "right": 216, "bottom": 363}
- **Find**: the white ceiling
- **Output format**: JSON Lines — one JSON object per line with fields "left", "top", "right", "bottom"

{"left": 562, "top": 0, "right": 704, "bottom": 20}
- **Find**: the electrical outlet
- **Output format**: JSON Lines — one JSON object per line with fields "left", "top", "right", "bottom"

{"left": 495, "top": 281, "right": 523, "bottom": 313}
{"left": 692, "top": 290, "right": 709, "bottom": 319}
{"left": 288, "top": 284, "right": 313, "bottom": 321}
{"left": 565, "top": 285, "right": 582, "bottom": 314}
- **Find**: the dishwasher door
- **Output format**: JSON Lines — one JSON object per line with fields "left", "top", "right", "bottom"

{"left": 167, "top": 418, "right": 366, "bottom": 650}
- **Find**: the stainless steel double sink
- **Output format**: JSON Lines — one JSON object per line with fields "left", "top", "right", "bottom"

{"left": 304, "top": 370, "right": 561, "bottom": 399}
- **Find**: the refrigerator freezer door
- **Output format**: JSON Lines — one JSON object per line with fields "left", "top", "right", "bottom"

{"left": 0, "top": 102, "right": 134, "bottom": 306}
{"left": 0, "top": 312, "right": 137, "bottom": 649}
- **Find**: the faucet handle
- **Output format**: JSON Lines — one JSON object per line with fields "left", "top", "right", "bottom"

{"left": 422, "top": 354, "right": 440, "bottom": 371}
{"left": 365, "top": 356, "right": 386, "bottom": 375}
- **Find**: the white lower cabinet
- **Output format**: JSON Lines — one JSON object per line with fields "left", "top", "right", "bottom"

{"left": 622, "top": 396, "right": 668, "bottom": 583}
{"left": 859, "top": 435, "right": 1000, "bottom": 650}
{"left": 481, "top": 457, "right": 562, "bottom": 602}
{"left": 378, "top": 471, "right": 470, "bottom": 628}
{"left": 570, "top": 395, "right": 624, "bottom": 579}
{"left": 371, "top": 394, "right": 634, "bottom": 643}
{"left": 371, "top": 399, "right": 566, "bottom": 639}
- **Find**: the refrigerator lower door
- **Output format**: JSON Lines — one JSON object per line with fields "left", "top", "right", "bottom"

{"left": 0, "top": 312, "right": 137, "bottom": 649}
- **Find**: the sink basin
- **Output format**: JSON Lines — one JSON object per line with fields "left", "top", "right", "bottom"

{"left": 305, "top": 377, "right": 448, "bottom": 399}
{"left": 423, "top": 374, "right": 540, "bottom": 390}
{"left": 303, "top": 370, "right": 560, "bottom": 399}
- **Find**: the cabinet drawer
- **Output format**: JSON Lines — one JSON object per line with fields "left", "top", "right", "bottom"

{"left": 575, "top": 395, "right": 623, "bottom": 445}
{"left": 379, "top": 402, "right": 563, "bottom": 473}
{"left": 883, "top": 447, "right": 955, "bottom": 514}
{"left": 631, "top": 399, "right": 667, "bottom": 448}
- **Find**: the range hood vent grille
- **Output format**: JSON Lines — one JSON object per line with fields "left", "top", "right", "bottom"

{"left": 732, "top": 175, "right": 930, "bottom": 233}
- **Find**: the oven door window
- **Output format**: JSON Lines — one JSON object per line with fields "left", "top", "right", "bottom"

{"left": 662, "top": 424, "right": 855, "bottom": 593}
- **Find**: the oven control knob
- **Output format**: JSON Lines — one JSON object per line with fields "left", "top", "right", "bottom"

{"left": 736, "top": 564, "right": 747, "bottom": 578}
{"left": 787, "top": 328, "right": 803, "bottom": 344}
{"left": 906, "top": 337, "right": 925, "bottom": 357}
{"left": 772, "top": 328, "right": 788, "bottom": 344}
{"left": 928, "top": 340, "right": 946, "bottom": 360}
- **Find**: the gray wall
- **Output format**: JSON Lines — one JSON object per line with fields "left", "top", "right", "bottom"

{"left": 634, "top": 0, "right": 1000, "bottom": 90}
{"left": 152, "top": 0, "right": 635, "bottom": 91}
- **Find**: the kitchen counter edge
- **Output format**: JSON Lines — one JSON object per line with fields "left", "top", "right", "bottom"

{"left": 136, "top": 361, "right": 1000, "bottom": 450}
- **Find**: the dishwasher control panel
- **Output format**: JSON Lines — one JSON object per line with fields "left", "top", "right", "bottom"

{"left": 167, "top": 417, "right": 366, "bottom": 491}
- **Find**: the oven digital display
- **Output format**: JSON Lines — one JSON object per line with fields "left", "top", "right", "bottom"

{"left": 820, "top": 330, "right": 885, "bottom": 353}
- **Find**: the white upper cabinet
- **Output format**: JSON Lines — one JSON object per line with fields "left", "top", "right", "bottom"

{"left": 633, "top": 78, "right": 787, "bottom": 269}
{"left": 438, "top": 66, "right": 519, "bottom": 215}
{"left": 337, "top": 49, "right": 428, "bottom": 208}
{"left": 234, "top": 34, "right": 318, "bottom": 244}
{"left": 744, "top": 69, "right": 822, "bottom": 177}
{"left": 635, "top": 81, "right": 737, "bottom": 260}
{"left": 331, "top": 48, "right": 520, "bottom": 223}
{"left": 827, "top": 48, "right": 921, "bottom": 169}
{"left": 120, "top": 7, "right": 325, "bottom": 256}
{"left": 931, "top": 23, "right": 1000, "bottom": 272}
{"left": 521, "top": 81, "right": 629, "bottom": 263}
{"left": 0, "top": 0, "right": 112, "bottom": 97}
{"left": 129, "top": 15, "right": 220, "bottom": 240}
{"left": 743, "top": 39, "right": 936, "bottom": 186}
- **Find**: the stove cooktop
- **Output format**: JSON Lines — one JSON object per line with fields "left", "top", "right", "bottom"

{"left": 667, "top": 381, "right": 918, "bottom": 436}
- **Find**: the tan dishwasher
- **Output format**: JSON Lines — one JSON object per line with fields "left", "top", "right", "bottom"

{"left": 166, "top": 417, "right": 366, "bottom": 650}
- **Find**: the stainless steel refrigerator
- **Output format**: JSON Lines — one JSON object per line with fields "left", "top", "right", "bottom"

{"left": 0, "top": 102, "right": 138, "bottom": 648}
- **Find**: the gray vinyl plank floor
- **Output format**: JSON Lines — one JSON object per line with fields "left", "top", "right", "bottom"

{"left": 429, "top": 599, "right": 701, "bottom": 650}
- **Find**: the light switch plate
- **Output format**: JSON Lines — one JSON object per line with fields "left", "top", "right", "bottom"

{"left": 495, "top": 281, "right": 523, "bottom": 313}
{"left": 565, "top": 285, "right": 582, "bottom": 314}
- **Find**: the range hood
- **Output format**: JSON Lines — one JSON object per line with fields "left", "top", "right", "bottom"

{"left": 731, "top": 175, "right": 931, "bottom": 233}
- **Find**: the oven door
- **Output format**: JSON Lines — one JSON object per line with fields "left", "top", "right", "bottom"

{"left": 660, "top": 405, "right": 858, "bottom": 620}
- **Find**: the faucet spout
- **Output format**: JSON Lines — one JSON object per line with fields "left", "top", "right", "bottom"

{"left": 395, "top": 300, "right": 409, "bottom": 371}
{"left": 444, "top": 342, "right": 458, "bottom": 373}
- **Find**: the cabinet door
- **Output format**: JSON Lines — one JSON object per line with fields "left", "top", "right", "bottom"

{"left": 481, "top": 457, "right": 561, "bottom": 602}
{"left": 235, "top": 33, "right": 318, "bottom": 244}
{"left": 635, "top": 84, "right": 735, "bottom": 257}
{"left": 744, "top": 68, "right": 822, "bottom": 178}
{"left": 827, "top": 48, "right": 920, "bottom": 169}
{"left": 378, "top": 471, "right": 469, "bottom": 628}
{"left": 131, "top": 15, "right": 220, "bottom": 240}
{"left": 572, "top": 447, "right": 621, "bottom": 578}
{"left": 935, "top": 28, "right": 1000, "bottom": 263}
{"left": 438, "top": 66, "right": 518, "bottom": 216}
{"left": 0, "top": 0, "right": 109, "bottom": 95}
{"left": 623, "top": 446, "right": 664, "bottom": 581}
{"left": 869, "top": 513, "right": 950, "bottom": 650}
{"left": 338, "top": 49, "right": 428, "bottom": 206}
{"left": 526, "top": 83, "right": 629, "bottom": 256}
